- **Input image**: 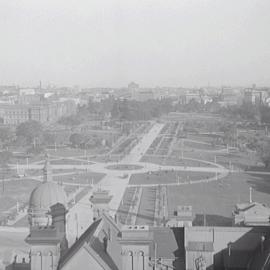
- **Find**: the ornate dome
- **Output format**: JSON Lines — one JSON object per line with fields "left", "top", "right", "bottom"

{"left": 29, "top": 181, "right": 68, "bottom": 211}
{"left": 28, "top": 155, "right": 67, "bottom": 225}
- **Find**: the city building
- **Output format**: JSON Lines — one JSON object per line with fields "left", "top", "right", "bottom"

{"left": 131, "top": 90, "right": 154, "bottom": 101}
{"left": 243, "top": 87, "right": 269, "bottom": 106}
{"left": 128, "top": 82, "right": 139, "bottom": 91}
{"left": 18, "top": 89, "right": 36, "bottom": 96}
{"left": 89, "top": 189, "right": 113, "bottom": 221}
{"left": 166, "top": 205, "right": 193, "bottom": 227}
{"left": 0, "top": 100, "right": 76, "bottom": 125}
{"left": 233, "top": 202, "right": 270, "bottom": 227}
{"left": 218, "top": 87, "right": 243, "bottom": 107}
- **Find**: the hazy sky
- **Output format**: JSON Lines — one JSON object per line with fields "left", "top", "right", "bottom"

{"left": 0, "top": 0, "right": 269, "bottom": 88}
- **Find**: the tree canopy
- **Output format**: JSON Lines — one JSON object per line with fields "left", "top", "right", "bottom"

{"left": 16, "top": 120, "right": 43, "bottom": 144}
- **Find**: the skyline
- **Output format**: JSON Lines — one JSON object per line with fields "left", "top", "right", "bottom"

{"left": 0, "top": 0, "right": 270, "bottom": 88}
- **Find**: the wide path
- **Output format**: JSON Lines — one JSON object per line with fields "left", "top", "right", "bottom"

{"left": 121, "top": 123, "right": 164, "bottom": 163}
{"left": 66, "top": 122, "right": 165, "bottom": 243}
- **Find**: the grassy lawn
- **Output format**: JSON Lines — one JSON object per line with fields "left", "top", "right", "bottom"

{"left": 0, "top": 179, "right": 38, "bottom": 213}
{"left": 167, "top": 171, "right": 270, "bottom": 226}
{"left": 47, "top": 147, "right": 105, "bottom": 157}
{"left": 183, "top": 140, "right": 223, "bottom": 151}
{"left": 54, "top": 171, "right": 105, "bottom": 185}
{"left": 187, "top": 134, "right": 220, "bottom": 144}
{"left": 117, "top": 187, "right": 137, "bottom": 224}
{"left": 10, "top": 155, "right": 44, "bottom": 165}
{"left": 50, "top": 159, "right": 92, "bottom": 165}
{"left": 129, "top": 170, "right": 214, "bottom": 185}
{"left": 141, "top": 155, "right": 216, "bottom": 167}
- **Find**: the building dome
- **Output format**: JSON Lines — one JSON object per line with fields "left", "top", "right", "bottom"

{"left": 28, "top": 155, "right": 68, "bottom": 227}
{"left": 29, "top": 181, "right": 68, "bottom": 211}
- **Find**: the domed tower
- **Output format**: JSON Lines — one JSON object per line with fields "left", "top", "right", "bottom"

{"left": 26, "top": 156, "right": 69, "bottom": 270}
{"left": 28, "top": 155, "right": 68, "bottom": 227}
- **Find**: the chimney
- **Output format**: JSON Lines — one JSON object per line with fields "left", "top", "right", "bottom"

{"left": 50, "top": 203, "right": 69, "bottom": 256}
{"left": 50, "top": 203, "right": 67, "bottom": 234}
{"left": 249, "top": 187, "right": 253, "bottom": 204}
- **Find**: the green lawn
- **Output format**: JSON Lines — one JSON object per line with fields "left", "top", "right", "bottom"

{"left": 50, "top": 159, "right": 92, "bottom": 165}
{"left": 129, "top": 170, "right": 214, "bottom": 185}
{"left": 0, "top": 179, "right": 38, "bottom": 213}
{"left": 167, "top": 172, "right": 270, "bottom": 226}
{"left": 141, "top": 155, "right": 216, "bottom": 167}
{"left": 53, "top": 171, "right": 105, "bottom": 185}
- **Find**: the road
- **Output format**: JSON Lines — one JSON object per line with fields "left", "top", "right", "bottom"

{"left": 66, "top": 122, "right": 165, "bottom": 244}
{"left": 121, "top": 123, "right": 164, "bottom": 163}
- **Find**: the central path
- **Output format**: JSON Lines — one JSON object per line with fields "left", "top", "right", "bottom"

{"left": 66, "top": 122, "right": 165, "bottom": 244}
{"left": 121, "top": 123, "right": 164, "bottom": 164}
{"left": 96, "top": 123, "right": 164, "bottom": 214}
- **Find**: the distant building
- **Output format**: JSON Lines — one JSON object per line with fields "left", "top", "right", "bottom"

{"left": 129, "top": 82, "right": 155, "bottom": 101}
{"left": 166, "top": 205, "right": 193, "bottom": 227}
{"left": 132, "top": 90, "right": 154, "bottom": 101}
{"left": 17, "top": 94, "right": 44, "bottom": 105}
{"left": 179, "top": 89, "right": 203, "bottom": 105}
{"left": 0, "top": 100, "right": 76, "bottom": 125}
{"left": 243, "top": 88, "right": 269, "bottom": 106}
{"left": 19, "top": 88, "right": 36, "bottom": 96}
{"left": 233, "top": 202, "right": 270, "bottom": 226}
{"left": 128, "top": 82, "right": 139, "bottom": 90}
{"left": 89, "top": 189, "right": 113, "bottom": 221}
{"left": 218, "top": 87, "right": 243, "bottom": 107}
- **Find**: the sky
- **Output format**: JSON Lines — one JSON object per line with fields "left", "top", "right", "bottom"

{"left": 0, "top": 0, "right": 269, "bottom": 88}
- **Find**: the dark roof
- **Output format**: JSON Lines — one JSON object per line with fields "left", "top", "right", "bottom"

{"left": 59, "top": 214, "right": 121, "bottom": 270}
{"left": 223, "top": 250, "right": 253, "bottom": 269}
{"left": 58, "top": 219, "right": 102, "bottom": 269}
{"left": 150, "top": 227, "right": 184, "bottom": 259}
{"left": 90, "top": 236, "right": 119, "bottom": 270}
{"left": 186, "top": 241, "right": 214, "bottom": 252}
{"left": 249, "top": 238, "right": 270, "bottom": 270}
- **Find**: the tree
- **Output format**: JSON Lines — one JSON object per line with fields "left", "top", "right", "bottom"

{"left": 257, "top": 140, "right": 270, "bottom": 168}
{"left": 69, "top": 133, "right": 85, "bottom": 148}
{"left": 260, "top": 105, "right": 270, "bottom": 124}
{"left": 0, "top": 151, "right": 12, "bottom": 192}
{"left": 42, "top": 132, "right": 56, "bottom": 145}
{"left": 27, "top": 145, "right": 45, "bottom": 155}
{"left": 58, "top": 115, "right": 81, "bottom": 127}
{"left": 16, "top": 120, "right": 43, "bottom": 145}
{"left": 0, "top": 151, "right": 12, "bottom": 165}
{"left": 111, "top": 101, "right": 121, "bottom": 119}
{"left": 0, "top": 127, "right": 14, "bottom": 147}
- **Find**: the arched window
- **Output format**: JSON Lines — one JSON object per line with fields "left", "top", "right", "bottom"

{"left": 37, "top": 252, "right": 42, "bottom": 270}
{"left": 48, "top": 251, "right": 53, "bottom": 269}
{"left": 128, "top": 251, "right": 134, "bottom": 270}
{"left": 138, "top": 251, "right": 145, "bottom": 270}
